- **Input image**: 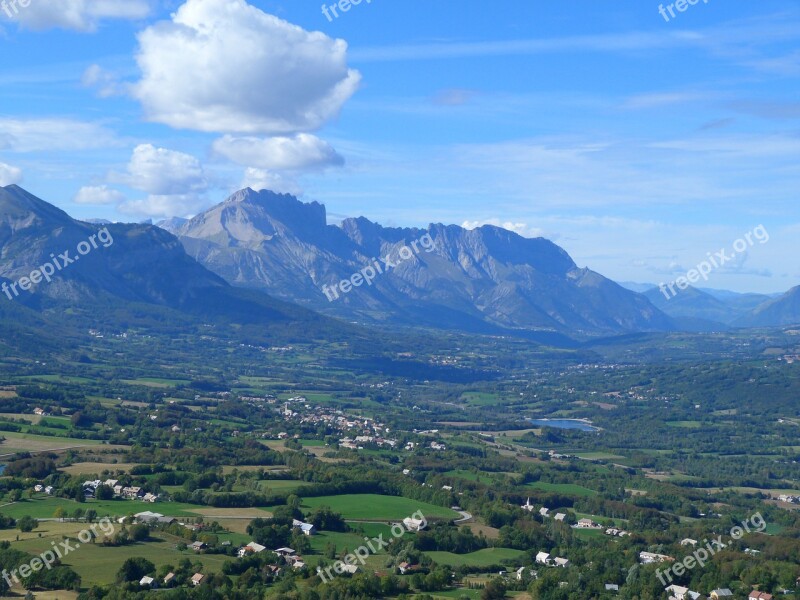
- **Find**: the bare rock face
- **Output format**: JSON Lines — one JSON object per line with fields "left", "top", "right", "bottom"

{"left": 175, "top": 188, "right": 676, "bottom": 338}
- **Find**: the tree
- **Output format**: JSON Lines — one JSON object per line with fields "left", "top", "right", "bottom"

{"left": 85, "top": 509, "right": 98, "bottom": 523}
{"left": 481, "top": 579, "right": 506, "bottom": 600}
{"left": 54, "top": 507, "right": 66, "bottom": 520}
{"left": 95, "top": 485, "right": 114, "bottom": 501}
{"left": 116, "top": 557, "right": 155, "bottom": 582}
{"left": 18, "top": 516, "right": 38, "bottom": 533}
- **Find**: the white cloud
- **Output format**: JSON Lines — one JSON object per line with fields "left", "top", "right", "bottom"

{"left": 241, "top": 168, "right": 303, "bottom": 196}
{"left": 462, "top": 219, "right": 547, "bottom": 239}
{"left": 213, "top": 134, "right": 344, "bottom": 171}
{"left": 121, "top": 144, "right": 207, "bottom": 196}
{"left": 0, "top": 118, "right": 118, "bottom": 152}
{"left": 0, "top": 162, "right": 22, "bottom": 186}
{"left": 82, "top": 64, "right": 124, "bottom": 97}
{"left": 133, "top": 0, "right": 361, "bottom": 134}
{"left": 5, "top": 0, "right": 151, "bottom": 32}
{"left": 118, "top": 194, "right": 208, "bottom": 220}
{"left": 112, "top": 144, "right": 209, "bottom": 219}
{"left": 73, "top": 185, "right": 125, "bottom": 205}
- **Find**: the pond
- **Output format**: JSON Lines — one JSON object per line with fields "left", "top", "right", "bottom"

{"left": 528, "top": 418, "right": 599, "bottom": 432}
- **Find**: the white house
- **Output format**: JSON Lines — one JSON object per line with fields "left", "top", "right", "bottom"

{"left": 554, "top": 557, "right": 570, "bottom": 568}
{"left": 521, "top": 498, "right": 535, "bottom": 512}
{"left": 535, "top": 552, "right": 551, "bottom": 565}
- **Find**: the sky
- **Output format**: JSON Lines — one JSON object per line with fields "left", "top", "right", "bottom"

{"left": 0, "top": 0, "right": 797, "bottom": 294}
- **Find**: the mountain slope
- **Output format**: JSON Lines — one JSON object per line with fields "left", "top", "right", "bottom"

{"left": 174, "top": 188, "right": 674, "bottom": 338}
{"left": 735, "top": 286, "right": 800, "bottom": 327}
{"left": 0, "top": 185, "right": 353, "bottom": 345}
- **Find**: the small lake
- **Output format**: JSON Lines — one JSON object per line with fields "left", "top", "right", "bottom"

{"left": 528, "top": 419, "right": 599, "bottom": 432}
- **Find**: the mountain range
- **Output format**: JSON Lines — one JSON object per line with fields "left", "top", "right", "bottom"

{"left": 0, "top": 184, "right": 353, "bottom": 349}
{"left": 170, "top": 188, "right": 678, "bottom": 340}
{"left": 0, "top": 184, "right": 797, "bottom": 349}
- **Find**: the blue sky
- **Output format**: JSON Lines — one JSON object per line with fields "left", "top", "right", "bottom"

{"left": 0, "top": 0, "right": 797, "bottom": 293}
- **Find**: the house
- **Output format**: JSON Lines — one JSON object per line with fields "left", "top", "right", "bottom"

{"left": 44, "top": 486, "right": 54, "bottom": 495}
{"left": 554, "top": 513, "right": 566, "bottom": 522}
{"left": 274, "top": 547, "right": 296, "bottom": 558}
{"left": 680, "top": 538, "right": 698, "bottom": 547}
{"left": 291, "top": 520, "right": 317, "bottom": 536}
{"left": 539, "top": 507, "right": 550, "bottom": 517}
{"left": 238, "top": 542, "right": 266, "bottom": 557}
{"left": 554, "top": 557, "right": 570, "bottom": 568}
{"left": 34, "top": 485, "right": 43, "bottom": 492}
{"left": 104, "top": 479, "right": 119, "bottom": 488}
{"left": 521, "top": 498, "right": 535, "bottom": 512}
{"left": 191, "top": 573, "right": 204, "bottom": 586}
{"left": 134, "top": 511, "right": 165, "bottom": 523}
{"left": 142, "top": 493, "right": 159, "bottom": 503}
{"left": 576, "top": 518, "right": 598, "bottom": 528}
{"left": 536, "top": 552, "right": 551, "bottom": 565}
{"left": 442, "top": 485, "right": 453, "bottom": 491}
{"left": 33, "top": 408, "right": 45, "bottom": 415}
{"left": 340, "top": 564, "right": 357, "bottom": 574}
{"left": 139, "top": 576, "right": 155, "bottom": 587}
{"left": 292, "top": 560, "right": 307, "bottom": 570}
{"left": 639, "top": 551, "right": 674, "bottom": 564}
{"left": 710, "top": 590, "right": 733, "bottom": 600}
{"left": 749, "top": 592, "right": 773, "bottom": 600}
{"left": 403, "top": 517, "right": 426, "bottom": 532}
{"left": 190, "top": 541, "right": 207, "bottom": 552}
{"left": 666, "top": 585, "right": 701, "bottom": 600}
{"left": 163, "top": 572, "right": 175, "bottom": 586}
{"left": 605, "top": 584, "right": 619, "bottom": 592}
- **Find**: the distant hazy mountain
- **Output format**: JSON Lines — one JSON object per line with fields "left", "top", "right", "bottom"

{"left": 618, "top": 281, "right": 658, "bottom": 293}
{"left": 735, "top": 286, "right": 800, "bottom": 327}
{"left": 156, "top": 216, "right": 189, "bottom": 234}
{"left": 175, "top": 188, "right": 674, "bottom": 339}
{"left": 0, "top": 185, "right": 349, "bottom": 342}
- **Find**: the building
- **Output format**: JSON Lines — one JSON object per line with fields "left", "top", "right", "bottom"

{"left": 139, "top": 576, "right": 155, "bottom": 587}
{"left": 539, "top": 507, "right": 550, "bottom": 517}
{"left": 553, "top": 557, "right": 570, "bottom": 568}
{"left": 190, "top": 541, "right": 207, "bottom": 552}
{"left": 554, "top": 513, "right": 566, "bottom": 521}
{"left": 402, "top": 517, "right": 426, "bottom": 532}
{"left": 749, "top": 592, "right": 773, "bottom": 600}
{"left": 191, "top": 573, "right": 204, "bottom": 586}
{"left": 680, "top": 538, "right": 698, "bottom": 546}
{"left": 639, "top": 551, "right": 674, "bottom": 564}
{"left": 521, "top": 498, "right": 535, "bottom": 512}
{"left": 535, "top": 552, "right": 551, "bottom": 565}
{"left": 163, "top": 573, "right": 175, "bottom": 586}
{"left": 666, "top": 585, "right": 701, "bottom": 600}
{"left": 576, "top": 518, "right": 598, "bottom": 528}
{"left": 710, "top": 590, "right": 733, "bottom": 600}
{"left": 238, "top": 542, "right": 266, "bottom": 557}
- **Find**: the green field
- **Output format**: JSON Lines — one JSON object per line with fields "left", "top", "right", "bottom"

{"left": 259, "top": 479, "right": 306, "bottom": 493}
{"left": 424, "top": 548, "right": 526, "bottom": 567}
{"left": 300, "top": 494, "right": 459, "bottom": 521}
{"left": 525, "top": 481, "right": 598, "bottom": 497}
{"left": 0, "top": 496, "right": 208, "bottom": 519}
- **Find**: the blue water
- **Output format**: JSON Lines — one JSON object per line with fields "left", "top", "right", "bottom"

{"left": 528, "top": 419, "right": 598, "bottom": 432}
